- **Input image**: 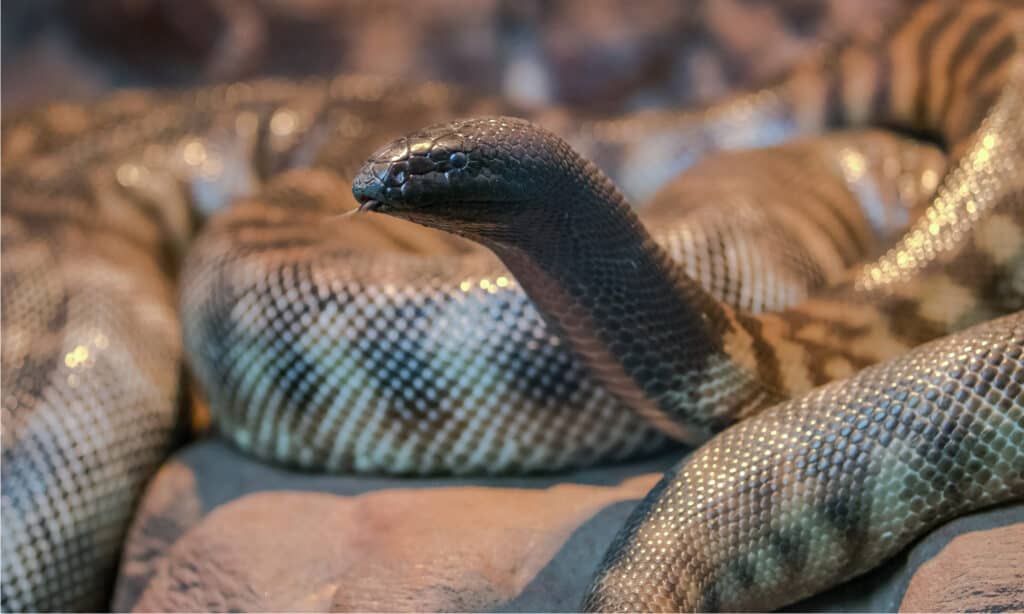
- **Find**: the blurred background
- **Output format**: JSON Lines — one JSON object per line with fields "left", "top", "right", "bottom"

{"left": 4, "top": 0, "right": 916, "bottom": 114}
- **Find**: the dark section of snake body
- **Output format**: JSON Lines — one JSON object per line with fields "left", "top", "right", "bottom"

{"left": 351, "top": 1, "right": 1024, "bottom": 609}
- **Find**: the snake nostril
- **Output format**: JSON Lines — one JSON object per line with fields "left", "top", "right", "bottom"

{"left": 371, "top": 162, "right": 391, "bottom": 183}
{"left": 386, "top": 165, "right": 408, "bottom": 187}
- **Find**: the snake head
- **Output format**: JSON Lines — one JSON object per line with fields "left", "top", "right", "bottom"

{"left": 352, "top": 116, "right": 586, "bottom": 241}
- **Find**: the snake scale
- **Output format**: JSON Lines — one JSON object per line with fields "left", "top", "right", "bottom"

{"left": 2, "top": 1, "right": 1023, "bottom": 611}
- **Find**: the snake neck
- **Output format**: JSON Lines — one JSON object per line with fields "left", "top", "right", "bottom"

{"left": 476, "top": 167, "right": 782, "bottom": 443}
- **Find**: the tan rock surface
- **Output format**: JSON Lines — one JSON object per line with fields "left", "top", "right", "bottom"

{"left": 113, "top": 440, "right": 677, "bottom": 612}
{"left": 132, "top": 479, "right": 657, "bottom": 612}
{"left": 114, "top": 461, "right": 203, "bottom": 607}
{"left": 115, "top": 440, "right": 1024, "bottom": 612}
{"left": 899, "top": 523, "right": 1024, "bottom": 613}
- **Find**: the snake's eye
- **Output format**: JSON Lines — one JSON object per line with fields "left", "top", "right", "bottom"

{"left": 449, "top": 152, "right": 468, "bottom": 169}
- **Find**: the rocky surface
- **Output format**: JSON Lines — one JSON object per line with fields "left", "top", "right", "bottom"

{"left": 899, "top": 523, "right": 1024, "bottom": 613}
{"left": 114, "top": 439, "right": 1023, "bottom": 612}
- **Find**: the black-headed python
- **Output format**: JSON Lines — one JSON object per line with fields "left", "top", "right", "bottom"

{"left": 3, "top": 1, "right": 1023, "bottom": 611}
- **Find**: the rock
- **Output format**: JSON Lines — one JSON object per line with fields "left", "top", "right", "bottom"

{"left": 130, "top": 482, "right": 660, "bottom": 611}
{"left": 113, "top": 439, "right": 676, "bottom": 612}
{"left": 899, "top": 523, "right": 1024, "bottom": 613}
{"left": 114, "top": 439, "right": 1024, "bottom": 612}
{"left": 114, "top": 462, "right": 203, "bottom": 608}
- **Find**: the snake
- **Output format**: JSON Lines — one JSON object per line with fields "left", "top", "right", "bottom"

{"left": 2, "top": 0, "right": 1022, "bottom": 611}
{"left": 349, "top": 1, "right": 1024, "bottom": 611}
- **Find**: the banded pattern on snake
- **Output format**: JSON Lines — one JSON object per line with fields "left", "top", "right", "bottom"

{"left": 2, "top": 1, "right": 1023, "bottom": 611}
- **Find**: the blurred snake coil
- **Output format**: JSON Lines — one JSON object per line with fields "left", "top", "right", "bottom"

{"left": 2, "top": 0, "right": 1023, "bottom": 611}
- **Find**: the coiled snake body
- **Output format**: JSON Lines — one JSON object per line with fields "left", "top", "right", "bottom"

{"left": 3, "top": 1, "right": 1024, "bottom": 611}
{"left": 353, "top": 1, "right": 1024, "bottom": 610}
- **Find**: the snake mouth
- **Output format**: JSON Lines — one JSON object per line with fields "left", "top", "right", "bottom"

{"left": 356, "top": 197, "right": 383, "bottom": 213}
